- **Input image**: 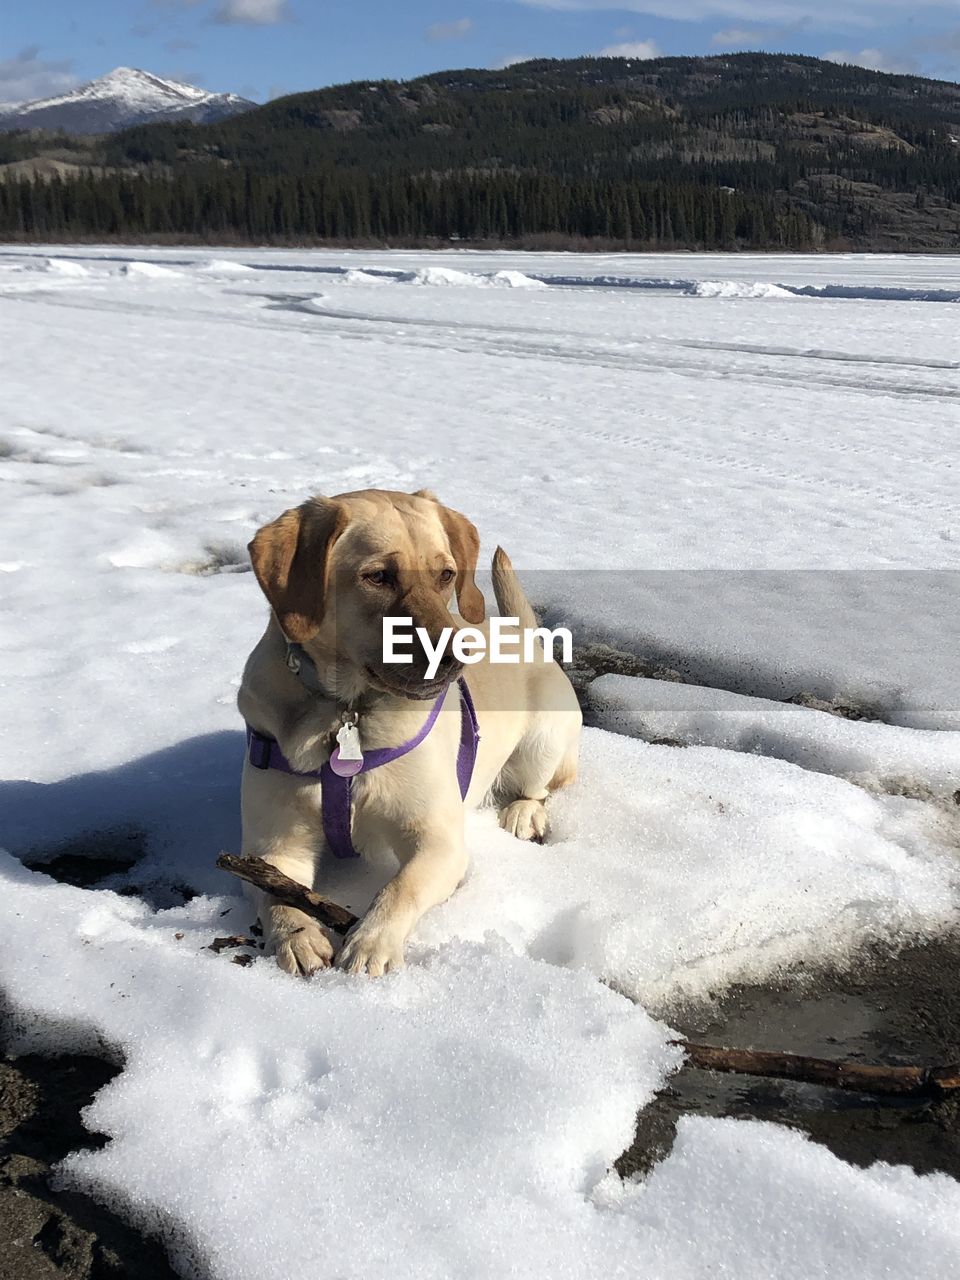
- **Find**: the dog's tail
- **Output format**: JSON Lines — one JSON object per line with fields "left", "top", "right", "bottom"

{"left": 491, "top": 546, "right": 538, "bottom": 631}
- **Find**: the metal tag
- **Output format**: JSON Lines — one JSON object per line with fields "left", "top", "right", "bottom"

{"left": 336, "top": 717, "right": 363, "bottom": 762}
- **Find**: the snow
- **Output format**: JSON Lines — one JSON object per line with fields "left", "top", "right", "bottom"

{"left": 692, "top": 279, "right": 795, "bottom": 298}
{"left": 2, "top": 244, "right": 960, "bottom": 1278}
{"left": 490, "top": 268, "right": 549, "bottom": 288}
{"left": 197, "top": 258, "right": 257, "bottom": 275}
{"left": 0, "top": 68, "right": 251, "bottom": 132}
{"left": 405, "top": 265, "right": 487, "bottom": 287}
{"left": 606, "top": 1115, "right": 960, "bottom": 1279}
{"left": 3, "top": 854, "right": 960, "bottom": 1280}
{"left": 398, "top": 265, "right": 546, "bottom": 288}
{"left": 9, "top": 725, "right": 952, "bottom": 1006}
{"left": 546, "top": 572, "right": 960, "bottom": 731}
{"left": 341, "top": 265, "right": 546, "bottom": 288}
{"left": 0, "top": 853, "right": 680, "bottom": 1280}
{"left": 32, "top": 67, "right": 211, "bottom": 111}
{"left": 41, "top": 256, "right": 91, "bottom": 277}
{"left": 342, "top": 267, "right": 393, "bottom": 285}
{"left": 120, "top": 260, "right": 183, "bottom": 279}
{"left": 419, "top": 729, "right": 959, "bottom": 1007}
{"left": 590, "top": 676, "right": 960, "bottom": 800}
{"left": 3, "top": 67, "right": 218, "bottom": 116}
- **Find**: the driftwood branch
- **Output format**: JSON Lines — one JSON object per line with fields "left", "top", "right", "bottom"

{"left": 675, "top": 1041, "right": 960, "bottom": 1099}
{"left": 216, "top": 851, "right": 959, "bottom": 1098}
{"left": 216, "top": 853, "right": 359, "bottom": 934}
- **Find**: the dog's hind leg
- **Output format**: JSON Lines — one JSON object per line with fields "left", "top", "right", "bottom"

{"left": 497, "top": 715, "right": 580, "bottom": 842}
{"left": 490, "top": 545, "right": 582, "bottom": 841}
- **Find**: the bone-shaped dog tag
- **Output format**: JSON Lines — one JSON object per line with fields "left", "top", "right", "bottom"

{"left": 330, "top": 716, "right": 364, "bottom": 777}
{"left": 336, "top": 720, "right": 363, "bottom": 762}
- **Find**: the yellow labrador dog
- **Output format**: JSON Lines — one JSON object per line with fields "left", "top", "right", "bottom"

{"left": 238, "top": 488, "right": 581, "bottom": 977}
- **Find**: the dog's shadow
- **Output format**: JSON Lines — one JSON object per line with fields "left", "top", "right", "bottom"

{"left": 1, "top": 732, "right": 245, "bottom": 903}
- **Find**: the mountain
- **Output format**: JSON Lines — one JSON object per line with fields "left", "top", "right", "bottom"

{"left": 0, "top": 67, "right": 255, "bottom": 135}
{"left": 105, "top": 51, "right": 960, "bottom": 183}
{"left": 3, "top": 54, "right": 960, "bottom": 250}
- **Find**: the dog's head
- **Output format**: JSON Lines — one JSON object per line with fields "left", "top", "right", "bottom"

{"left": 248, "top": 488, "right": 485, "bottom": 699}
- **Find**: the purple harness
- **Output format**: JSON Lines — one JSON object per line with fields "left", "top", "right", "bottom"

{"left": 245, "top": 678, "right": 480, "bottom": 860}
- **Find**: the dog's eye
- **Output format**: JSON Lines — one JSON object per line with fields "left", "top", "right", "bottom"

{"left": 363, "top": 570, "right": 391, "bottom": 587}
{"left": 439, "top": 568, "right": 456, "bottom": 585}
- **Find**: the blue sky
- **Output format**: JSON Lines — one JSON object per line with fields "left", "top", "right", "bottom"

{"left": 2, "top": 0, "right": 959, "bottom": 106}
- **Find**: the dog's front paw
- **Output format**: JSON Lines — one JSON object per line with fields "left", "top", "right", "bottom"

{"left": 499, "top": 798, "right": 547, "bottom": 842}
{"left": 335, "top": 921, "right": 405, "bottom": 977}
{"left": 268, "top": 906, "right": 337, "bottom": 977}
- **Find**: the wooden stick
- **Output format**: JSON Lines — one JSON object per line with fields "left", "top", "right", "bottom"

{"left": 216, "top": 852, "right": 359, "bottom": 934}
{"left": 216, "top": 851, "right": 960, "bottom": 1098}
{"left": 675, "top": 1041, "right": 960, "bottom": 1099}
{"left": 207, "top": 934, "right": 257, "bottom": 953}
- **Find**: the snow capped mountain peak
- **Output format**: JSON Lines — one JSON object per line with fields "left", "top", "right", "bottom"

{"left": 16, "top": 67, "right": 208, "bottom": 112}
{"left": 0, "top": 67, "right": 255, "bottom": 135}
{"left": 86, "top": 67, "right": 211, "bottom": 102}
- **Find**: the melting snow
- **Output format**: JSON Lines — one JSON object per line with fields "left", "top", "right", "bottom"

{"left": 120, "top": 260, "right": 183, "bottom": 279}
{"left": 41, "top": 256, "right": 91, "bottom": 277}
{"left": 692, "top": 279, "right": 796, "bottom": 298}
{"left": 2, "top": 245, "right": 959, "bottom": 1279}
{"left": 198, "top": 258, "right": 257, "bottom": 275}
{"left": 397, "top": 265, "right": 546, "bottom": 288}
{"left": 590, "top": 676, "right": 960, "bottom": 800}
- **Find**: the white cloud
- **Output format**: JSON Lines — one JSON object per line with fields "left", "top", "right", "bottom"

{"left": 213, "top": 0, "right": 290, "bottom": 25}
{"left": 710, "top": 26, "right": 768, "bottom": 47}
{"left": 822, "top": 46, "right": 917, "bottom": 73}
{"left": 514, "top": 0, "right": 949, "bottom": 28}
{"left": 426, "top": 17, "right": 474, "bottom": 41}
{"left": 492, "top": 54, "right": 536, "bottom": 69}
{"left": 709, "top": 18, "right": 814, "bottom": 49}
{"left": 0, "top": 46, "right": 77, "bottom": 105}
{"left": 596, "top": 39, "right": 661, "bottom": 58}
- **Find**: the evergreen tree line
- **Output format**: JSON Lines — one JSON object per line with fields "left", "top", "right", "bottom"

{"left": 0, "top": 167, "right": 819, "bottom": 248}
{"left": 2, "top": 55, "right": 957, "bottom": 248}
{"left": 94, "top": 53, "right": 960, "bottom": 205}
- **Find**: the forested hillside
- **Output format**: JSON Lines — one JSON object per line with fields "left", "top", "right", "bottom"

{"left": 2, "top": 53, "right": 960, "bottom": 250}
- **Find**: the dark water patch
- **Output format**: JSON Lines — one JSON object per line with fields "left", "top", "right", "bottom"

{"left": 620, "top": 934, "right": 960, "bottom": 1181}
{"left": 0, "top": 1039, "right": 179, "bottom": 1280}
{"left": 21, "top": 832, "right": 147, "bottom": 890}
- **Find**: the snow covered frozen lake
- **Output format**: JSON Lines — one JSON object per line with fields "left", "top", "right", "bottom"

{"left": 1, "top": 246, "right": 959, "bottom": 1278}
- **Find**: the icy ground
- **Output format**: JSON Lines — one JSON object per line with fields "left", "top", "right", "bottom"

{"left": 1, "top": 247, "right": 959, "bottom": 1278}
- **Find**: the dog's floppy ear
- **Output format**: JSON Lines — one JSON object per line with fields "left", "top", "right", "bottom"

{"left": 431, "top": 500, "right": 485, "bottom": 625}
{"left": 248, "top": 497, "right": 348, "bottom": 643}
